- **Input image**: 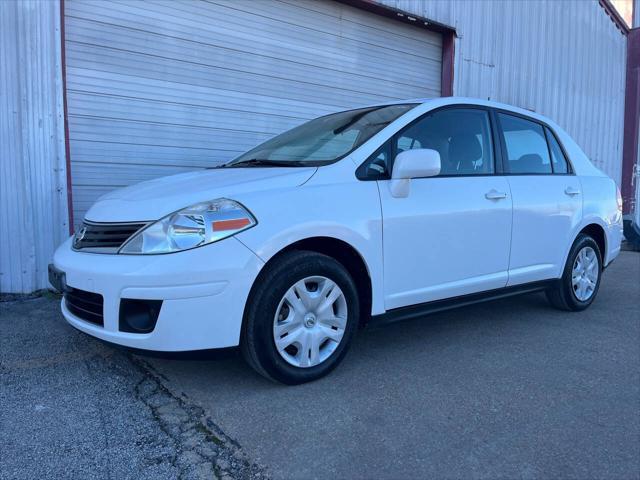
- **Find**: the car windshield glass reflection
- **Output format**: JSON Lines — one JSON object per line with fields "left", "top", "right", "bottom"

{"left": 225, "top": 104, "right": 417, "bottom": 167}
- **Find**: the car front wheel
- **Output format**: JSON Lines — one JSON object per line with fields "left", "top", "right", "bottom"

{"left": 546, "top": 233, "right": 602, "bottom": 311}
{"left": 241, "top": 250, "right": 359, "bottom": 384}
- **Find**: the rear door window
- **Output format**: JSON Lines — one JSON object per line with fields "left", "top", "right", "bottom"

{"left": 498, "top": 113, "right": 552, "bottom": 174}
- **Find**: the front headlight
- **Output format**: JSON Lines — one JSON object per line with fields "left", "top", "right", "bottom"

{"left": 119, "top": 198, "right": 256, "bottom": 254}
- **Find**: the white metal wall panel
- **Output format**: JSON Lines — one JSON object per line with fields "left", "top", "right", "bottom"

{"left": 0, "top": 0, "right": 69, "bottom": 293}
{"left": 378, "top": 0, "right": 627, "bottom": 185}
{"left": 64, "top": 0, "right": 443, "bottom": 224}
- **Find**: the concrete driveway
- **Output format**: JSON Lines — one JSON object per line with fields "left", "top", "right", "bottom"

{"left": 1, "top": 252, "right": 639, "bottom": 479}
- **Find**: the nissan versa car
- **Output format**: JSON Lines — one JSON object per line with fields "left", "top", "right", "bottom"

{"left": 50, "top": 97, "right": 623, "bottom": 384}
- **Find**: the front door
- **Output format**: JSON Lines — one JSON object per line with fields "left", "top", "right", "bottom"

{"left": 377, "top": 107, "right": 513, "bottom": 310}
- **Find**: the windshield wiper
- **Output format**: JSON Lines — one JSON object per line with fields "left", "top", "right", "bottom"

{"left": 224, "top": 159, "right": 307, "bottom": 168}
{"left": 332, "top": 107, "right": 377, "bottom": 135}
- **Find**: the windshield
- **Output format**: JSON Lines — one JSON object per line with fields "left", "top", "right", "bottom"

{"left": 226, "top": 103, "right": 417, "bottom": 167}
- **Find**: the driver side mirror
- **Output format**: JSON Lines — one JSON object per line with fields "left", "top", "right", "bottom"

{"left": 390, "top": 148, "right": 441, "bottom": 197}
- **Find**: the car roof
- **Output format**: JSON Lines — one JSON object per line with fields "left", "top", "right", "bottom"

{"left": 369, "top": 96, "right": 547, "bottom": 121}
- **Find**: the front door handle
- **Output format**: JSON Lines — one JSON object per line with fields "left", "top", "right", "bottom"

{"left": 564, "top": 187, "right": 581, "bottom": 196}
{"left": 485, "top": 190, "right": 508, "bottom": 200}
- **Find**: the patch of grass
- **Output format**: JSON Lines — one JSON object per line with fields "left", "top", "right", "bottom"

{"left": 195, "top": 422, "right": 224, "bottom": 446}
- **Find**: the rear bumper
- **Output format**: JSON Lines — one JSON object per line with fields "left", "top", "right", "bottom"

{"left": 53, "top": 237, "right": 264, "bottom": 351}
{"left": 605, "top": 220, "right": 623, "bottom": 267}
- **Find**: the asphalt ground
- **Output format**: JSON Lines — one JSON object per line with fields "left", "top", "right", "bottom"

{"left": 1, "top": 251, "right": 638, "bottom": 479}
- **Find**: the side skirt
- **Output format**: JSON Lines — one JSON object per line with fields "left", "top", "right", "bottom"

{"left": 368, "top": 280, "right": 557, "bottom": 327}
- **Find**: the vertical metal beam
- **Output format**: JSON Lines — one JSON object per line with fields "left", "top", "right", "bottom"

{"left": 441, "top": 31, "right": 455, "bottom": 97}
{"left": 60, "top": 0, "right": 74, "bottom": 234}
{"left": 621, "top": 28, "right": 640, "bottom": 215}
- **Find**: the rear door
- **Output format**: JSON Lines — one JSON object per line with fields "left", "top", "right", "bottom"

{"left": 495, "top": 112, "right": 582, "bottom": 285}
{"left": 377, "top": 107, "right": 513, "bottom": 310}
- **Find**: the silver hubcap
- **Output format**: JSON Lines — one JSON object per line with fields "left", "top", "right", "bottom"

{"left": 273, "top": 276, "right": 348, "bottom": 368}
{"left": 572, "top": 246, "right": 599, "bottom": 301}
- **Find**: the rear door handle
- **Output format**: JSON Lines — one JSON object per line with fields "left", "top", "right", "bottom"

{"left": 564, "top": 187, "right": 581, "bottom": 196}
{"left": 485, "top": 190, "right": 507, "bottom": 200}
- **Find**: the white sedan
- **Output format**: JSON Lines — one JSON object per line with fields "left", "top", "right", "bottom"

{"left": 51, "top": 97, "right": 623, "bottom": 384}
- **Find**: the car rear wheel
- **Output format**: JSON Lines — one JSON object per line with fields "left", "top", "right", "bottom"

{"left": 546, "top": 233, "right": 602, "bottom": 311}
{"left": 241, "top": 250, "right": 359, "bottom": 384}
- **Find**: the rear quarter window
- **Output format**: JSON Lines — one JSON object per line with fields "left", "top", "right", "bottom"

{"left": 545, "top": 127, "right": 570, "bottom": 174}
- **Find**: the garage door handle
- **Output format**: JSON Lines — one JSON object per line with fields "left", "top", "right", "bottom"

{"left": 485, "top": 190, "right": 507, "bottom": 200}
{"left": 564, "top": 187, "right": 581, "bottom": 196}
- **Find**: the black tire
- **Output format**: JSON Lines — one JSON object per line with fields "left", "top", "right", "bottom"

{"left": 546, "top": 233, "right": 602, "bottom": 311}
{"left": 241, "top": 250, "right": 359, "bottom": 384}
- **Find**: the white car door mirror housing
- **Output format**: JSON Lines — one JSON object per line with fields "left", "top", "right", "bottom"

{"left": 390, "top": 148, "right": 441, "bottom": 197}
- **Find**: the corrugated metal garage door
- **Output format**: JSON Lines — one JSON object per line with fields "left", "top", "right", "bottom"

{"left": 64, "top": 0, "right": 442, "bottom": 224}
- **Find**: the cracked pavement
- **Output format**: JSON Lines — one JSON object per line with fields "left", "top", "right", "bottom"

{"left": 1, "top": 251, "right": 639, "bottom": 479}
{"left": 0, "top": 296, "right": 266, "bottom": 480}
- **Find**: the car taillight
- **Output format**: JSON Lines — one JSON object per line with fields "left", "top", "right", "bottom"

{"left": 616, "top": 186, "right": 623, "bottom": 212}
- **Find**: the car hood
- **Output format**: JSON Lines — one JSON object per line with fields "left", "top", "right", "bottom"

{"left": 85, "top": 166, "right": 317, "bottom": 222}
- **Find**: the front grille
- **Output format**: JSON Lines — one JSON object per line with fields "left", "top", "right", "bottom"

{"left": 73, "top": 221, "right": 147, "bottom": 251}
{"left": 64, "top": 287, "right": 104, "bottom": 326}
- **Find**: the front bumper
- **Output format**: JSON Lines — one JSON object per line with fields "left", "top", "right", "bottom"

{"left": 53, "top": 237, "right": 264, "bottom": 351}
